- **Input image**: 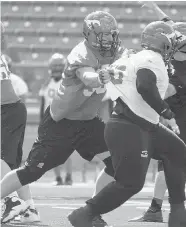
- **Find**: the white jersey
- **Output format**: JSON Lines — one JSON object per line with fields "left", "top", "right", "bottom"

{"left": 108, "top": 50, "right": 169, "bottom": 124}
{"left": 10, "top": 73, "right": 28, "bottom": 97}
{"left": 39, "top": 79, "right": 61, "bottom": 111}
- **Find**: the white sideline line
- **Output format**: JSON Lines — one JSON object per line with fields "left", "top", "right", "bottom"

{"left": 35, "top": 201, "right": 170, "bottom": 207}
{"left": 52, "top": 206, "right": 78, "bottom": 210}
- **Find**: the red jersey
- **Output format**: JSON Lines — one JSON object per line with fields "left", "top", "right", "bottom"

{"left": 50, "top": 40, "right": 123, "bottom": 121}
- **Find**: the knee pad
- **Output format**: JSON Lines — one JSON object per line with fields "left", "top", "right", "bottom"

{"left": 16, "top": 165, "right": 44, "bottom": 186}
{"left": 102, "top": 156, "right": 114, "bottom": 177}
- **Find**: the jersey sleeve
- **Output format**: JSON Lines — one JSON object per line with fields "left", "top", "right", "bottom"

{"left": 11, "top": 75, "right": 28, "bottom": 96}
{"left": 65, "top": 42, "right": 98, "bottom": 76}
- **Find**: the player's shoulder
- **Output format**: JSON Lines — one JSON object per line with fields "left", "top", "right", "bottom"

{"left": 134, "top": 50, "right": 165, "bottom": 69}
{"left": 67, "top": 40, "right": 96, "bottom": 66}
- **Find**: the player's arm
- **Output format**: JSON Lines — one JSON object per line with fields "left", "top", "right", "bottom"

{"left": 165, "top": 75, "right": 185, "bottom": 99}
{"left": 39, "top": 96, "right": 45, "bottom": 122}
{"left": 164, "top": 83, "right": 177, "bottom": 99}
{"left": 76, "top": 67, "right": 110, "bottom": 87}
{"left": 136, "top": 68, "right": 175, "bottom": 120}
{"left": 140, "top": 1, "right": 174, "bottom": 25}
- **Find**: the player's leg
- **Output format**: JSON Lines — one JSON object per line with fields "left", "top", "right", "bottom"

{"left": 92, "top": 155, "right": 114, "bottom": 197}
{"left": 129, "top": 116, "right": 186, "bottom": 223}
{"left": 129, "top": 161, "right": 165, "bottom": 222}
{"left": 68, "top": 117, "right": 151, "bottom": 227}
{"left": 1, "top": 107, "right": 74, "bottom": 223}
{"left": 74, "top": 118, "right": 115, "bottom": 198}
{"left": 53, "top": 166, "right": 63, "bottom": 185}
{"left": 152, "top": 123, "right": 186, "bottom": 227}
{"left": 14, "top": 128, "right": 40, "bottom": 223}
{"left": 1, "top": 102, "right": 31, "bottom": 222}
{"left": 64, "top": 158, "right": 73, "bottom": 185}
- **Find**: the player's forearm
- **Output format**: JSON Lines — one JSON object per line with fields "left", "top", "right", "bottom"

{"left": 164, "top": 83, "right": 177, "bottom": 99}
{"left": 151, "top": 3, "right": 169, "bottom": 20}
{"left": 146, "top": 2, "right": 174, "bottom": 24}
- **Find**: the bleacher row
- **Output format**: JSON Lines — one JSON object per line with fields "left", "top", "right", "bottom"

{"left": 1, "top": 1, "right": 186, "bottom": 89}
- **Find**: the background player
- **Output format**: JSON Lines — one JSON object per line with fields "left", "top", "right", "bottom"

{"left": 68, "top": 21, "right": 186, "bottom": 227}
{"left": 3, "top": 55, "right": 29, "bottom": 103}
{"left": 129, "top": 1, "right": 186, "bottom": 223}
{"left": 39, "top": 53, "right": 73, "bottom": 186}
{"left": 0, "top": 22, "right": 40, "bottom": 224}
{"left": 1, "top": 11, "right": 126, "bottom": 225}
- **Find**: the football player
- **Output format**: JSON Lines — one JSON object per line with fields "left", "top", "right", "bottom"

{"left": 0, "top": 22, "right": 40, "bottom": 223}
{"left": 68, "top": 21, "right": 186, "bottom": 227}
{"left": 129, "top": 1, "right": 186, "bottom": 223}
{"left": 39, "top": 53, "right": 73, "bottom": 186}
{"left": 4, "top": 55, "right": 29, "bottom": 103}
{"left": 0, "top": 11, "right": 127, "bottom": 225}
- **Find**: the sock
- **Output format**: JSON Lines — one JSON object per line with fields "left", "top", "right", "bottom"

{"left": 65, "top": 173, "right": 72, "bottom": 179}
{"left": 149, "top": 198, "right": 163, "bottom": 212}
{"left": 56, "top": 176, "right": 62, "bottom": 182}
{"left": 25, "top": 199, "right": 35, "bottom": 209}
{"left": 170, "top": 202, "right": 185, "bottom": 213}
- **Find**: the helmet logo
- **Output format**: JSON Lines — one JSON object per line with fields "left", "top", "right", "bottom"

{"left": 85, "top": 19, "right": 101, "bottom": 30}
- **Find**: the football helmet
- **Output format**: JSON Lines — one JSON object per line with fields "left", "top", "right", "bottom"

{"left": 141, "top": 21, "right": 177, "bottom": 63}
{"left": 48, "top": 53, "right": 66, "bottom": 81}
{"left": 83, "top": 11, "right": 120, "bottom": 56}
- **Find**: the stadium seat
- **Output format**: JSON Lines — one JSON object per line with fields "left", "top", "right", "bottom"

{"left": 2, "top": 0, "right": 185, "bottom": 90}
{"left": 18, "top": 51, "right": 52, "bottom": 63}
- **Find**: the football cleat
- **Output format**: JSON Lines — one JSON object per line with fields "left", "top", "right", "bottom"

{"left": 68, "top": 206, "right": 110, "bottom": 227}
{"left": 128, "top": 209, "right": 163, "bottom": 222}
{"left": 53, "top": 176, "right": 63, "bottom": 186}
{"left": 92, "top": 215, "right": 110, "bottom": 227}
{"left": 1, "top": 196, "right": 29, "bottom": 224}
{"left": 14, "top": 207, "right": 40, "bottom": 223}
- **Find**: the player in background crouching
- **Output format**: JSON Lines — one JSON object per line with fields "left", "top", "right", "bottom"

{"left": 0, "top": 22, "right": 40, "bottom": 224}
{"left": 129, "top": 1, "right": 186, "bottom": 223}
{"left": 39, "top": 53, "right": 73, "bottom": 186}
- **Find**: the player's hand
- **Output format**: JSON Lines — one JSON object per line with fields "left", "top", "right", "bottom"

{"left": 166, "top": 118, "right": 180, "bottom": 135}
{"left": 98, "top": 69, "right": 111, "bottom": 84}
{"left": 138, "top": 1, "right": 157, "bottom": 9}
{"left": 159, "top": 116, "right": 169, "bottom": 127}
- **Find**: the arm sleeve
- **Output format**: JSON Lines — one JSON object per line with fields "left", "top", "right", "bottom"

{"left": 136, "top": 68, "right": 174, "bottom": 119}
{"left": 76, "top": 67, "right": 102, "bottom": 88}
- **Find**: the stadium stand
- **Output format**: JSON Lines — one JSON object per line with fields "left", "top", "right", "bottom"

{"left": 1, "top": 1, "right": 186, "bottom": 90}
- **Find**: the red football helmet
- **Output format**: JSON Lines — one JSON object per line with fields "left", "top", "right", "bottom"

{"left": 83, "top": 11, "right": 120, "bottom": 56}
{"left": 48, "top": 53, "right": 66, "bottom": 81}
{"left": 141, "top": 21, "right": 177, "bottom": 63}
